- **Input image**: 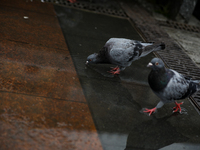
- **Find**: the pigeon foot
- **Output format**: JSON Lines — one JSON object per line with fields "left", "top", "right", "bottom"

{"left": 143, "top": 107, "right": 156, "bottom": 116}
{"left": 110, "top": 66, "right": 120, "bottom": 71}
{"left": 108, "top": 66, "right": 120, "bottom": 75}
{"left": 173, "top": 101, "right": 183, "bottom": 113}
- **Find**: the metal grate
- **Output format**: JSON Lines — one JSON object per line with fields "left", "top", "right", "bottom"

{"left": 191, "top": 92, "right": 200, "bottom": 112}
{"left": 157, "top": 20, "right": 200, "bottom": 33}
{"left": 43, "top": 0, "right": 128, "bottom": 17}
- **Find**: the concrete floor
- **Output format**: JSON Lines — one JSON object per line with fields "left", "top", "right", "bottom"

{"left": 0, "top": 0, "right": 200, "bottom": 150}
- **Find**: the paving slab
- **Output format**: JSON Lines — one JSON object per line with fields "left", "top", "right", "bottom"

{"left": 161, "top": 26, "right": 200, "bottom": 68}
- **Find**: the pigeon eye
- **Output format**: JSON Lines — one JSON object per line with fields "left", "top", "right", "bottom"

{"left": 89, "top": 59, "right": 92, "bottom": 61}
{"left": 155, "top": 62, "right": 159, "bottom": 66}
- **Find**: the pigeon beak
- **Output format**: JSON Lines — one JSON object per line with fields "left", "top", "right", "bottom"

{"left": 147, "top": 62, "right": 153, "bottom": 67}
{"left": 85, "top": 61, "right": 89, "bottom": 65}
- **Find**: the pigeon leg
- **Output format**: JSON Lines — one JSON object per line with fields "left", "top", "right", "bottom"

{"left": 173, "top": 101, "right": 183, "bottom": 113}
{"left": 110, "top": 66, "right": 119, "bottom": 71}
{"left": 143, "top": 101, "right": 163, "bottom": 116}
{"left": 143, "top": 107, "right": 157, "bottom": 116}
{"left": 108, "top": 66, "right": 120, "bottom": 75}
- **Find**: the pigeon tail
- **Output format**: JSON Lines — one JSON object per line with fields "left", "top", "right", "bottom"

{"left": 140, "top": 42, "right": 165, "bottom": 58}
{"left": 197, "top": 82, "right": 200, "bottom": 91}
{"left": 140, "top": 42, "right": 153, "bottom": 47}
{"left": 192, "top": 80, "right": 200, "bottom": 91}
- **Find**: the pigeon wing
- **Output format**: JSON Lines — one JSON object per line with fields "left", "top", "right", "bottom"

{"left": 104, "top": 38, "right": 154, "bottom": 66}
{"left": 109, "top": 47, "right": 134, "bottom": 64}
{"left": 109, "top": 43, "right": 145, "bottom": 64}
{"left": 160, "top": 70, "right": 190, "bottom": 101}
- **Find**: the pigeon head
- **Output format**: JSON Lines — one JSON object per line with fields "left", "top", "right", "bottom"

{"left": 86, "top": 53, "right": 99, "bottom": 64}
{"left": 147, "top": 58, "right": 165, "bottom": 70}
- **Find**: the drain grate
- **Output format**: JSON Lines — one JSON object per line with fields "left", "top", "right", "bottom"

{"left": 43, "top": 0, "right": 128, "bottom": 17}
{"left": 157, "top": 20, "right": 200, "bottom": 33}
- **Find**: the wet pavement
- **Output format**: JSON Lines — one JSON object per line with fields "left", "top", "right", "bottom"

{"left": 1, "top": 0, "right": 200, "bottom": 150}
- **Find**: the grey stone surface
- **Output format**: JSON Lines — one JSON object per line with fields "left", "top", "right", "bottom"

{"left": 161, "top": 26, "right": 200, "bottom": 67}
{"left": 153, "top": 12, "right": 200, "bottom": 68}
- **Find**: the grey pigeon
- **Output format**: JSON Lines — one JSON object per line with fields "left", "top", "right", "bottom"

{"left": 144, "top": 58, "right": 200, "bottom": 116}
{"left": 86, "top": 38, "right": 165, "bottom": 74}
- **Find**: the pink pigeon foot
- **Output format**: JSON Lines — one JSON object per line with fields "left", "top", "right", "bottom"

{"left": 108, "top": 66, "right": 120, "bottom": 75}
{"left": 143, "top": 107, "right": 156, "bottom": 116}
{"left": 173, "top": 101, "right": 183, "bottom": 113}
{"left": 110, "top": 66, "right": 119, "bottom": 71}
{"left": 143, "top": 107, "right": 157, "bottom": 116}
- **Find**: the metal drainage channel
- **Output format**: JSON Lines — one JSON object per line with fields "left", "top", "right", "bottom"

{"left": 43, "top": 0, "right": 128, "bottom": 17}
{"left": 157, "top": 20, "right": 200, "bottom": 33}
{"left": 46, "top": 0, "right": 200, "bottom": 114}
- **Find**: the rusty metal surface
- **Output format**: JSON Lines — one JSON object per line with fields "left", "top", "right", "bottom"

{"left": 0, "top": 0, "right": 55, "bottom": 15}
{"left": 121, "top": 2, "right": 200, "bottom": 112}
{"left": 0, "top": 92, "right": 101, "bottom": 150}
{"left": 0, "top": 40, "right": 84, "bottom": 101}
{"left": 0, "top": 0, "right": 103, "bottom": 149}
{"left": 0, "top": 5, "right": 65, "bottom": 49}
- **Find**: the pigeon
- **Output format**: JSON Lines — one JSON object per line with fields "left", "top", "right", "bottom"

{"left": 144, "top": 58, "right": 200, "bottom": 116}
{"left": 86, "top": 38, "right": 165, "bottom": 75}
